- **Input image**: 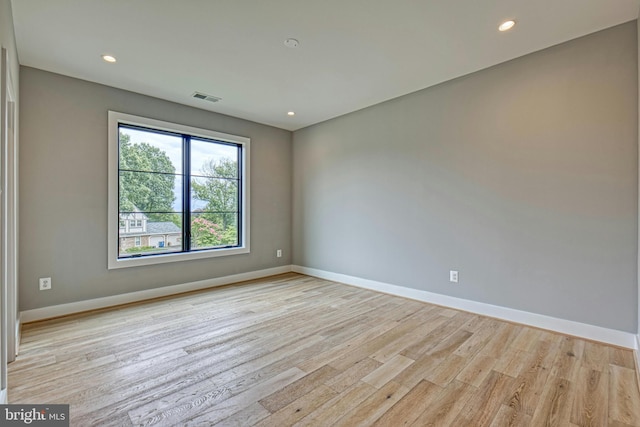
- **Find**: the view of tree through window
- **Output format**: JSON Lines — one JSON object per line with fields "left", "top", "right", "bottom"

{"left": 118, "top": 125, "right": 241, "bottom": 258}
{"left": 190, "top": 138, "right": 240, "bottom": 250}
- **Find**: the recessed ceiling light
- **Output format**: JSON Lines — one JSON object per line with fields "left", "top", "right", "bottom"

{"left": 102, "top": 54, "right": 117, "bottom": 63}
{"left": 284, "top": 38, "right": 299, "bottom": 48}
{"left": 498, "top": 20, "right": 516, "bottom": 32}
{"left": 287, "top": 111, "right": 295, "bottom": 116}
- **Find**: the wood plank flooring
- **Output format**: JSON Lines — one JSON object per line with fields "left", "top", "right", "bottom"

{"left": 8, "top": 273, "right": 640, "bottom": 426}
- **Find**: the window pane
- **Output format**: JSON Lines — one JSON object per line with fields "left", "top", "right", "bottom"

{"left": 118, "top": 213, "right": 183, "bottom": 258}
{"left": 190, "top": 176, "right": 238, "bottom": 212}
{"left": 119, "top": 171, "right": 182, "bottom": 218}
{"left": 190, "top": 212, "right": 238, "bottom": 250}
{"left": 190, "top": 138, "right": 238, "bottom": 178}
{"left": 119, "top": 127, "right": 183, "bottom": 174}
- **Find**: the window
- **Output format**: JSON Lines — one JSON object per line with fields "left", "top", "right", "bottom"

{"left": 108, "top": 111, "right": 250, "bottom": 269}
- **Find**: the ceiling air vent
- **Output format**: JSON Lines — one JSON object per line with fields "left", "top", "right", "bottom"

{"left": 192, "top": 92, "right": 222, "bottom": 103}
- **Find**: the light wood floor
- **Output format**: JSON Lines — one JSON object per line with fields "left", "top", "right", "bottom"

{"left": 8, "top": 273, "right": 640, "bottom": 426}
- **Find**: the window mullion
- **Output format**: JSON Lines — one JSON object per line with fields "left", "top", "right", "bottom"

{"left": 183, "top": 136, "right": 191, "bottom": 252}
{"left": 237, "top": 146, "right": 242, "bottom": 245}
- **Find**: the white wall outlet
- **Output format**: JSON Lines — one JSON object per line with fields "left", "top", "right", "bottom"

{"left": 39, "top": 277, "right": 52, "bottom": 291}
{"left": 276, "top": 249, "right": 282, "bottom": 258}
{"left": 449, "top": 270, "right": 459, "bottom": 283}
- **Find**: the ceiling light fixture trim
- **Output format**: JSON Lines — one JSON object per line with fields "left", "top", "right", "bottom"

{"left": 498, "top": 20, "right": 516, "bottom": 32}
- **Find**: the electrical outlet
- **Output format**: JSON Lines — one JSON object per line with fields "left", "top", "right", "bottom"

{"left": 276, "top": 249, "right": 282, "bottom": 258}
{"left": 39, "top": 277, "right": 52, "bottom": 291}
{"left": 449, "top": 270, "right": 459, "bottom": 283}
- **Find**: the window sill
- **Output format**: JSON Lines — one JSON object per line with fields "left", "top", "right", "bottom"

{"left": 108, "top": 246, "right": 249, "bottom": 269}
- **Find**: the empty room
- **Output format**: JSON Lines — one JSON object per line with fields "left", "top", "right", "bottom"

{"left": 1, "top": 0, "right": 640, "bottom": 425}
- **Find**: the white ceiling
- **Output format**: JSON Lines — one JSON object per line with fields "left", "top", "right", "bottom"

{"left": 11, "top": 0, "right": 640, "bottom": 131}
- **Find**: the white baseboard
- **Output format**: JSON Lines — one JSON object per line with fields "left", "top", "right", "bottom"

{"left": 635, "top": 335, "right": 640, "bottom": 384}
{"left": 18, "top": 264, "right": 637, "bottom": 349}
{"left": 14, "top": 316, "right": 20, "bottom": 356}
{"left": 292, "top": 265, "right": 637, "bottom": 349}
{"left": 0, "top": 388, "right": 6, "bottom": 404}
{"left": 20, "top": 266, "right": 293, "bottom": 323}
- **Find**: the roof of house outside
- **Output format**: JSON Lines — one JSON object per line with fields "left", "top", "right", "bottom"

{"left": 119, "top": 208, "right": 145, "bottom": 218}
{"left": 120, "top": 221, "right": 181, "bottom": 237}
{"left": 147, "top": 222, "right": 181, "bottom": 234}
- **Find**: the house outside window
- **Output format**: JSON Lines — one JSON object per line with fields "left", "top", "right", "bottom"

{"left": 108, "top": 112, "right": 250, "bottom": 269}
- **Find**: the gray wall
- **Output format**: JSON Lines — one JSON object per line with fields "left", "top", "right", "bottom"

{"left": 19, "top": 67, "right": 292, "bottom": 311}
{"left": 293, "top": 22, "right": 638, "bottom": 332}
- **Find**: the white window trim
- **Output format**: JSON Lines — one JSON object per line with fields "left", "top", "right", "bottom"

{"left": 108, "top": 111, "right": 250, "bottom": 269}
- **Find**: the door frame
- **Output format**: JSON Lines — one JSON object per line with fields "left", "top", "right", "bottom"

{"left": 4, "top": 51, "right": 17, "bottom": 363}
{"left": 0, "top": 45, "right": 7, "bottom": 403}
{"left": 0, "top": 45, "right": 18, "bottom": 403}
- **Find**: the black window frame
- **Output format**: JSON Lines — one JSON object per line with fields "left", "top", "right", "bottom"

{"left": 117, "top": 123, "right": 244, "bottom": 259}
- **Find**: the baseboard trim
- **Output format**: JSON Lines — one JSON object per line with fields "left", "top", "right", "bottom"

{"left": 292, "top": 265, "right": 637, "bottom": 349}
{"left": 18, "top": 264, "right": 637, "bottom": 348}
{"left": 635, "top": 335, "right": 640, "bottom": 387}
{"left": 15, "top": 316, "right": 21, "bottom": 356}
{"left": 20, "top": 265, "right": 293, "bottom": 323}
